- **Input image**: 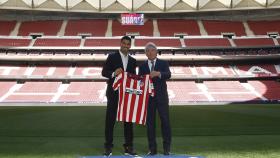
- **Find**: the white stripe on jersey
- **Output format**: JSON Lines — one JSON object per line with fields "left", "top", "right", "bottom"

{"left": 139, "top": 75, "right": 149, "bottom": 124}
{"left": 125, "top": 78, "right": 134, "bottom": 122}
{"left": 132, "top": 80, "right": 140, "bottom": 123}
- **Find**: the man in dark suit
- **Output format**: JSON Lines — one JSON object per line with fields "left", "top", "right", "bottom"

{"left": 138, "top": 42, "right": 172, "bottom": 155}
{"left": 101, "top": 36, "right": 137, "bottom": 156}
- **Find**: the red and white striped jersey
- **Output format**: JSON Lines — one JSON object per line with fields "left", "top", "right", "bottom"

{"left": 113, "top": 72, "right": 154, "bottom": 125}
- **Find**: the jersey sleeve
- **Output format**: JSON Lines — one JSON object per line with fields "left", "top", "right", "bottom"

{"left": 112, "top": 72, "right": 123, "bottom": 91}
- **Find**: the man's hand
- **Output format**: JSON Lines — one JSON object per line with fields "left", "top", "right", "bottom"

{"left": 150, "top": 71, "right": 161, "bottom": 78}
{"left": 115, "top": 68, "right": 123, "bottom": 76}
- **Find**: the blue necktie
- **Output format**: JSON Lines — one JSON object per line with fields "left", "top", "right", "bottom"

{"left": 151, "top": 60, "right": 154, "bottom": 71}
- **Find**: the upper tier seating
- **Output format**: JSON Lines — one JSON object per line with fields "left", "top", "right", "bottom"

{"left": 202, "top": 20, "right": 246, "bottom": 36}
{"left": 18, "top": 20, "right": 62, "bottom": 36}
{"left": 0, "top": 21, "right": 16, "bottom": 35}
{"left": 247, "top": 20, "right": 280, "bottom": 35}
{"left": 157, "top": 19, "right": 201, "bottom": 36}
{"left": 84, "top": 38, "right": 121, "bottom": 47}
{"left": 0, "top": 38, "right": 31, "bottom": 47}
{"left": 65, "top": 19, "right": 108, "bottom": 36}
{"left": 134, "top": 37, "right": 182, "bottom": 47}
{"left": 33, "top": 38, "right": 81, "bottom": 47}
{"left": 233, "top": 38, "right": 275, "bottom": 47}
{"left": 184, "top": 38, "right": 231, "bottom": 47}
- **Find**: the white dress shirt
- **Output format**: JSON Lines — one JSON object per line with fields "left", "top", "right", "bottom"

{"left": 120, "top": 51, "right": 129, "bottom": 71}
{"left": 148, "top": 58, "right": 157, "bottom": 72}
{"left": 112, "top": 51, "right": 129, "bottom": 78}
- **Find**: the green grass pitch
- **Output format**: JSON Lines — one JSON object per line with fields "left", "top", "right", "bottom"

{"left": 0, "top": 104, "right": 280, "bottom": 158}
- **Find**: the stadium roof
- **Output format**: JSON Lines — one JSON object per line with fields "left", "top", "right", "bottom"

{"left": 0, "top": 0, "right": 280, "bottom": 13}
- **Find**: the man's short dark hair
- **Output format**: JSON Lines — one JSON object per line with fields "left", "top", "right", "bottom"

{"left": 121, "top": 36, "right": 131, "bottom": 43}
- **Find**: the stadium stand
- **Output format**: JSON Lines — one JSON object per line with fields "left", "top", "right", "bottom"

{"left": 247, "top": 80, "right": 280, "bottom": 101}
{"left": 0, "top": 64, "right": 278, "bottom": 78}
{"left": 167, "top": 81, "right": 209, "bottom": 103}
{"left": 65, "top": 19, "right": 108, "bottom": 36}
{"left": 0, "top": 21, "right": 16, "bottom": 35}
{"left": 2, "top": 82, "right": 62, "bottom": 102}
{"left": 33, "top": 38, "right": 81, "bottom": 47}
{"left": 157, "top": 19, "right": 201, "bottom": 36}
{"left": 112, "top": 19, "right": 153, "bottom": 36}
{"left": 247, "top": 20, "right": 280, "bottom": 35}
{"left": 0, "top": 38, "right": 31, "bottom": 47}
{"left": 184, "top": 38, "right": 231, "bottom": 47}
{"left": 58, "top": 82, "right": 106, "bottom": 103}
{"left": 1, "top": 79, "right": 279, "bottom": 103}
{"left": 134, "top": 37, "right": 182, "bottom": 47}
{"left": 202, "top": 81, "right": 261, "bottom": 102}
{"left": 235, "top": 64, "right": 279, "bottom": 75}
{"left": 0, "top": 18, "right": 279, "bottom": 104}
{"left": 18, "top": 20, "right": 63, "bottom": 36}
{"left": 0, "top": 64, "right": 278, "bottom": 105}
{"left": 84, "top": 37, "right": 121, "bottom": 47}
{"left": 191, "top": 65, "right": 236, "bottom": 76}
{"left": 202, "top": 20, "right": 246, "bottom": 36}
{"left": 0, "top": 81, "right": 16, "bottom": 97}
{"left": 233, "top": 38, "right": 275, "bottom": 47}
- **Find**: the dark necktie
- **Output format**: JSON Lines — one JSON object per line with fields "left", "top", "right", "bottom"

{"left": 151, "top": 60, "right": 155, "bottom": 71}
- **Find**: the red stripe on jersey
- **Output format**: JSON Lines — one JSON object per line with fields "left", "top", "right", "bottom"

{"left": 128, "top": 79, "right": 138, "bottom": 122}
{"left": 135, "top": 76, "right": 148, "bottom": 124}
{"left": 122, "top": 75, "right": 131, "bottom": 122}
{"left": 117, "top": 72, "right": 126, "bottom": 122}
{"left": 140, "top": 76, "right": 150, "bottom": 124}
{"left": 142, "top": 89, "right": 150, "bottom": 125}
{"left": 117, "top": 79, "right": 123, "bottom": 121}
{"left": 142, "top": 77, "right": 154, "bottom": 124}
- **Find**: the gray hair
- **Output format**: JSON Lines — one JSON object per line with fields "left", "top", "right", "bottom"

{"left": 145, "top": 42, "right": 157, "bottom": 52}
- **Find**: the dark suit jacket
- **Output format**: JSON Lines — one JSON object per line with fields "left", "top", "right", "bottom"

{"left": 138, "top": 58, "right": 171, "bottom": 103}
{"left": 102, "top": 51, "right": 137, "bottom": 97}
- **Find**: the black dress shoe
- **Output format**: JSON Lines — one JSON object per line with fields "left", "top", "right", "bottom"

{"left": 163, "top": 150, "right": 171, "bottom": 155}
{"left": 103, "top": 148, "right": 112, "bottom": 157}
{"left": 124, "top": 146, "right": 138, "bottom": 156}
{"left": 146, "top": 150, "right": 157, "bottom": 156}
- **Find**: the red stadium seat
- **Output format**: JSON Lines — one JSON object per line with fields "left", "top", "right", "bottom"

{"left": 184, "top": 38, "right": 231, "bottom": 47}
{"left": 135, "top": 37, "right": 182, "bottom": 47}
{"left": 247, "top": 20, "right": 280, "bottom": 35}
{"left": 33, "top": 38, "right": 81, "bottom": 47}
{"left": 18, "top": 20, "right": 63, "bottom": 36}
{"left": 0, "top": 38, "right": 31, "bottom": 47}
{"left": 84, "top": 38, "right": 121, "bottom": 47}
{"left": 65, "top": 19, "right": 108, "bottom": 36}
{"left": 157, "top": 19, "right": 201, "bottom": 36}
{"left": 233, "top": 38, "right": 275, "bottom": 47}
{"left": 0, "top": 21, "right": 16, "bottom": 35}
{"left": 202, "top": 20, "right": 246, "bottom": 36}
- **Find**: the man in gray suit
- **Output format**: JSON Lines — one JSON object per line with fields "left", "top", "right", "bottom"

{"left": 138, "top": 42, "right": 172, "bottom": 155}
